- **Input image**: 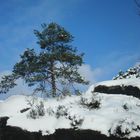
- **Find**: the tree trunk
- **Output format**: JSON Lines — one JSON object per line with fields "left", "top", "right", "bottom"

{"left": 50, "top": 61, "right": 56, "bottom": 97}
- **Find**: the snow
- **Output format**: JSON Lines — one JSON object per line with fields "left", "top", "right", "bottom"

{"left": 0, "top": 84, "right": 140, "bottom": 138}
{"left": 95, "top": 78, "right": 140, "bottom": 89}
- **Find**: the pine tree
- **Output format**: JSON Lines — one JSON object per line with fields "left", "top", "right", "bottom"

{"left": 0, "top": 22, "right": 89, "bottom": 97}
{"left": 33, "top": 23, "right": 89, "bottom": 96}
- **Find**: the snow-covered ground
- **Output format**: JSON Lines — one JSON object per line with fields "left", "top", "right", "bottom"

{"left": 0, "top": 84, "right": 140, "bottom": 138}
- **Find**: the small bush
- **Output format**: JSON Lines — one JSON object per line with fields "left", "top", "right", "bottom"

{"left": 109, "top": 118, "right": 140, "bottom": 138}
{"left": 112, "top": 124, "right": 130, "bottom": 137}
{"left": 36, "top": 101, "right": 45, "bottom": 116}
{"left": 56, "top": 105, "right": 68, "bottom": 118}
{"left": 68, "top": 114, "right": 84, "bottom": 128}
{"left": 80, "top": 94, "right": 101, "bottom": 109}
{"left": 28, "top": 108, "right": 38, "bottom": 119}
{"left": 27, "top": 101, "right": 45, "bottom": 119}
{"left": 55, "top": 105, "right": 84, "bottom": 128}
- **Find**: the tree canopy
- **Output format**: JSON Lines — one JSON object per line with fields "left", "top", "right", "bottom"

{"left": 0, "top": 22, "right": 89, "bottom": 97}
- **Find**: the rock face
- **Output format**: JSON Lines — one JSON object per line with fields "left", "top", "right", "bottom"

{"left": 0, "top": 117, "right": 140, "bottom": 140}
{"left": 94, "top": 85, "right": 140, "bottom": 98}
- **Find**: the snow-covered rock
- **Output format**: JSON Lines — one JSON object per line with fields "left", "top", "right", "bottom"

{"left": 94, "top": 78, "right": 140, "bottom": 98}
{"left": 113, "top": 65, "right": 140, "bottom": 80}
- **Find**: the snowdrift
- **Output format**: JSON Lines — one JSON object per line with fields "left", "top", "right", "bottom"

{"left": 0, "top": 80, "right": 140, "bottom": 139}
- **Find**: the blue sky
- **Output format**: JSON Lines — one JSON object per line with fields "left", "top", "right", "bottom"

{"left": 0, "top": 0, "right": 140, "bottom": 82}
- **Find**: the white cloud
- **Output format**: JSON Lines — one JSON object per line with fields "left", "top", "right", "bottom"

{"left": 78, "top": 64, "right": 102, "bottom": 84}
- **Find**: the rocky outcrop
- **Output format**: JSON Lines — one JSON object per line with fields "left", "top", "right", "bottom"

{"left": 113, "top": 65, "right": 140, "bottom": 80}
{"left": 0, "top": 116, "right": 9, "bottom": 128}
{"left": 0, "top": 117, "right": 140, "bottom": 140}
{"left": 94, "top": 85, "right": 140, "bottom": 98}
